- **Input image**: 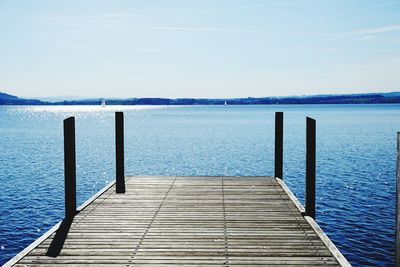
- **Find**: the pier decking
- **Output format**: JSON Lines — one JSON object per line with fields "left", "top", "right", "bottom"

{"left": 6, "top": 176, "right": 350, "bottom": 266}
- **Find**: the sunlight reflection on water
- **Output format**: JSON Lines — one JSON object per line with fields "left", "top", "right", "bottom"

{"left": 0, "top": 104, "right": 399, "bottom": 266}
{"left": 11, "top": 105, "right": 169, "bottom": 113}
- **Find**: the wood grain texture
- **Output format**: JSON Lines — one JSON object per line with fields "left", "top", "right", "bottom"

{"left": 7, "top": 176, "right": 349, "bottom": 266}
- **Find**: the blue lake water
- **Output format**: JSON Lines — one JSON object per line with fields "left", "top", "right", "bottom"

{"left": 0, "top": 104, "right": 398, "bottom": 266}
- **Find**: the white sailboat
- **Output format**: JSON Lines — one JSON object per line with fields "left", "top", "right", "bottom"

{"left": 101, "top": 99, "right": 106, "bottom": 107}
{"left": 224, "top": 101, "right": 228, "bottom": 106}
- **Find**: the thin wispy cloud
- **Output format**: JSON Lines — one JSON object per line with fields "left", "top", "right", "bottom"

{"left": 273, "top": 0, "right": 321, "bottom": 7}
{"left": 324, "top": 24, "right": 400, "bottom": 41}
{"left": 137, "top": 26, "right": 262, "bottom": 33}
{"left": 38, "top": 14, "right": 261, "bottom": 33}
{"left": 41, "top": 21, "right": 261, "bottom": 33}
{"left": 43, "top": 22, "right": 119, "bottom": 28}
{"left": 37, "top": 13, "right": 137, "bottom": 28}
{"left": 40, "top": 13, "right": 138, "bottom": 20}
{"left": 101, "top": 13, "right": 137, "bottom": 19}
{"left": 316, "top": 0, "right": 400, "bottom": 21}
{"left": 38, "top": 15, "right": 317, "bottom": 36}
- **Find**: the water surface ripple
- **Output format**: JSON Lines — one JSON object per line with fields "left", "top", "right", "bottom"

{"left": 0, "top": 104, "right": 397, "bottom": 266}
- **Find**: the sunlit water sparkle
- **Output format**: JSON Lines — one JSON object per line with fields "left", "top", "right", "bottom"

{"left": 0, "top": 104, "right": 398, "bottom": 266}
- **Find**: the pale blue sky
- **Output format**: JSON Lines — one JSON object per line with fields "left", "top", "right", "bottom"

{"left": 1, "top": 0, "right": 400, "bottom": 98}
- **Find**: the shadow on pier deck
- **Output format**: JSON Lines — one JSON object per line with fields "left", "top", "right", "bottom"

{"left": 5, "top": 176, "right": 349, "bottom": 266}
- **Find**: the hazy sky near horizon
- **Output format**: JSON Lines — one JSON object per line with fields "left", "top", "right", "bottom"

{"left": 1, "top": 0, "right": 400, "bottom": 98}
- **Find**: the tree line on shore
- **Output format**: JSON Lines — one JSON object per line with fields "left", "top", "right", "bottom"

{"left": 1, "top": 91, "right": 400, "bottom": 105}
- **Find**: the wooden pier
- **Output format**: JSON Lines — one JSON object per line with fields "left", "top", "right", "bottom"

{"left": 5, "top": 176, "right": 349, "bottom": 266}
{"left": 3, "top": 112, "right": 351, "bottom": 266}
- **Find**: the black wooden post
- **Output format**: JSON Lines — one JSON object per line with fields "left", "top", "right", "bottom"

{"left": 275, "top": 112, "right": 283, "bottom": 179}
{"left": 306, "top": 117, "right": 316, "bottom": 219}
{"left": 396, "top": 132, "right": 400, "bottom": 266}
{"left": 64, "top": 117, "right": 76, "bottom": 220}
{"left": 115, "top": 112, "right": 126, "bottom": 193}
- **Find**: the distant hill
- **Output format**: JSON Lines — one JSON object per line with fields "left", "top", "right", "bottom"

{"left": 0, "top": 92, "right": 46, "bottom": 105}
{"left": 0, "top": 92, "right": 18, "bottom": 100}
{"left": 1, "top": 91, "right": 400, "bottom": 105}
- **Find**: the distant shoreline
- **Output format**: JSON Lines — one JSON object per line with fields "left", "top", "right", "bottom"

{"left": 2, "top": 91, "right": 400, "bottom": 105}
{"left": 2, "top": 103, "right": 400, "bottom": 106}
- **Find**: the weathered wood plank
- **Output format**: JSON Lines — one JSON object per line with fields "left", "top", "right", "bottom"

{"left": 5, "top": 176, "right": 349, "bottom": 266}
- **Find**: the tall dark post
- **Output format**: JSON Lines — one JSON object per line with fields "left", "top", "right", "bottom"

{"left": 64, "top": 117, "right": 76, "bottom": 220}
{"left": 306, "top": 117, "right": 316, "bottom": 219}
{"left": 396, "top": 132, "right": 400, "bottom": 266}
{"left": 275, "top": 112, "right": 283, "bottom": 179}
{"left": 115, "top": 112, "right": 126, "bottom": 193}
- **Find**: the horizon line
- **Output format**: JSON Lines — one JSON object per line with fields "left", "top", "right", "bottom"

{"left": 1, "top": 90, "right": 398, "bottom": 101}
